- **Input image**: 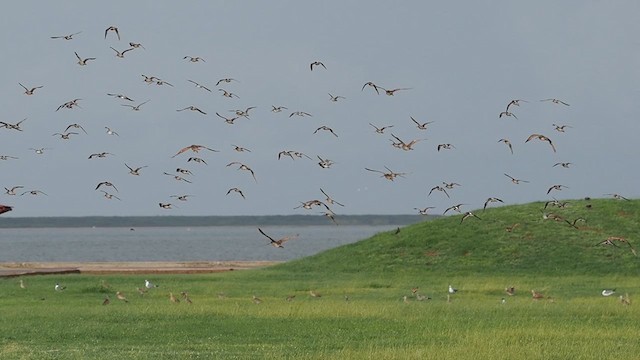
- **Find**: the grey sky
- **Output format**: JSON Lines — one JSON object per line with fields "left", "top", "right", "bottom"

{"left": 1, "top": 1, "right": 638, "bottom": 217}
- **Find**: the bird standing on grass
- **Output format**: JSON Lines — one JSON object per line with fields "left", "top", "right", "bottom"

{"left": 145, "top": 280, "right": 158, "bottom": 289}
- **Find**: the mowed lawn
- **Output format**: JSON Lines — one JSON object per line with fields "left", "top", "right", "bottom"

{"left": 1, "top": 199, "right": 639, "bottom": 359}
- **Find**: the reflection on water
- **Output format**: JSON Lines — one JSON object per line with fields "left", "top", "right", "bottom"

{"left": 0, "top": 225, "right": 398, "bottom": 262}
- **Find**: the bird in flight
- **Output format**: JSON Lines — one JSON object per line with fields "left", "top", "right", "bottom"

{"left": 110, "top": 47, "right": 134, "bottom": 58}
{"left": 362, "top": 81, "right": 381, "bottom": 94}
{"left": 258, "top": 227, "right": 299, "bottom": 248}
{"left": 172, "top": 145, "right": 219, "bottom": 158}
{"left": 414, "top": 207, "right": 435, "bottom": 215}
{"left": 226, "top": 187, "right": 246, "bottom": 199}
{"left": 129, "top": 42, "right": 145, "bottom": 49}
{"left": 410, "top": 116, "right": 434, "bottom": 130}
{"left": 107, "top": 93, "right": 134, "bottom": 102}
{"left": 187, "top": 80, "right": 212, "bottom": 92}
{"left": 444, "top": 204, "right": 466, "bottom": 215}
{"left": 605, "top": 193, "right": 630, "bottom": 201}
{"left": 483, "top": 197, "right": 504, "bottom": 210}
{"left": 5, "top": 186, "right": 24, "bottom": 195}
{"left": 310, "top": 61, "right": 326, "bottom": 71}
{"left": 499, "top": 111, "right": 518, "bottom": 120}
{"left": 56, "top": 98, "right": 82, "bottom": 111}
{"left": 75, "top": 52, "right": 96, "bottom": 66}
{"left": 170, "top": 194, "right": 193, "bottom": 202}
{"left": 184, "top": 56, "right": 205, "bottom": 62}
{"left": 88, "top": 152, "right": 113, "bottom": 159}
{"left": 525, "top": 134, "right": 556, "bottom": 153}
{"left": 328, "top": 93, "right": 345, "bottom": 102}
{"left": 504, "top": 173, "right": 529, "bottom": 184}
{"left": 95, "top": 181, "right": 118, "bottom": 192}
{"left": 317, "top": 156, "right": 335, "bottom": 169}
{"left": 460, "top": 211, "right": 481, "bottom": 223}
{"left": 226, "top": 162, "right": 257, "bottom": 182}
{"left": 380, "top": 87, "right": 411, "bottom": 96}
{"left": 0, "top": 118, "right": 27, "bottom": 131}
{"left": 553, "top": 162, "right": 572, "bottom": 168}
{"left": 104, "top": 26, "right": 120, "bottom": 40}
{"left": 547, "top": 184, "right": 568, "bottom": 194}
{"left": 505, "top": 99, "right": 528, "bottom": 112}
{"left": 289, "top": 111, "right": 312, "bottom": 118}
{"left": 552, "top": 124, "right": 572, "bottom": 133}
{"left": 365, "top": 166, "right": 406, "bottom": 181}
{"left": 101, "top": 191, "right": 121, "bottom": 201}
{"left": 540, "top": 98, "right": 569, "bottom": 106}
{"left": 216, "top": 78, "right": 238, "bottom": 86}
{"left": 52, "top": 132, "right": 79, "bottom": 140}
{"left": 271, "top": 105, "right": 287, "bottom": 113}
{"left": 218, "top": 89, "right": 239, "bottom": 99}
{"left": 21, "top": 190, "right": 48, "bottom": 196}
{"left": 19, "top": 83, "right": 43, "bottom": 95}
{"left": 437, "top": 143, "right": 455, "bottom": 151}
{"left": 369, "top": 123, "right": 393, "bottom": 134}
{"left": 320, "top": 188, "right": 344, "bottom": 207}
{"left": 314, "top": 126, "right": 339, "bottom": 137}
{"left": 105, "top": 127, "right": 119, "bottom": 136}
{"left": 177, "top": 106, "right": 207, "bottom": 115}
{"left": 428, "top": 185, "right": 450, "bottom": 198}
{"left": 51, "top": 31, "right": 81, "bottom": 40}
{"left": 125, "top": 164, "right": 148, "bottom": 176}
{"left": 0, "top": 204, "right": 12, "bottom": 215}
{"left": 498, "top": 138, "right": 513, "bottom": 154}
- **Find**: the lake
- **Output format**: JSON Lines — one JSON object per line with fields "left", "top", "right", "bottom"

{"left": 0, "top": 225, "right": 398, "bottom": 262}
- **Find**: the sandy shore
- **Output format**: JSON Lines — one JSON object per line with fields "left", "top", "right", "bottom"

{"left": 0, "top": 261, "right": 281, "bottom": 277}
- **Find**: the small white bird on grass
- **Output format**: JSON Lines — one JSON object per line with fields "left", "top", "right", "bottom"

{"left": 144, "top": 280, "right": 158, "bottom": 289}
{"left": 601, "top": 289, "right": 616, "bottom": 297}
{"left": 448, "top": 285, "right": 458, "bottom": 294}
{"left": 55, "top": 283, "right": 66, "bottom": 291}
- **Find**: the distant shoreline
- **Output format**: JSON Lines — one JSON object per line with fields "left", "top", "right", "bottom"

{"left": 0, "top": 214, "right": 430, "bottom": 228}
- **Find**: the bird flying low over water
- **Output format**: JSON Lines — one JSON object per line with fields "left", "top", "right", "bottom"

{"left": 258, "top": 227, "right": 299, "bottom": 248}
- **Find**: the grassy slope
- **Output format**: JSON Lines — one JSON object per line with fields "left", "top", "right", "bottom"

{"left": 1, "top": 198, "right": 638, "bottom": 359}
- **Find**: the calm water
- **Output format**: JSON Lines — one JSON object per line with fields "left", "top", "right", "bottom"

{"left": 0, "top": 225, "right": 397, "bottom": 262}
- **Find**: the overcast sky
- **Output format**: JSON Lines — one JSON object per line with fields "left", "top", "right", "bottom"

{"left": 1, "top": 1, "right": 638, "bottom": 217}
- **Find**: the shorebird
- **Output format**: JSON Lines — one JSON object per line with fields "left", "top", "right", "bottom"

{"left": 19, "top": 83, "right": 43, "bottom": 95}
{"left": 181, "top": 292, "right": 192, "bottom": 304}
{"left": 380, "top": 87, "right": 411, "bottom": 96}
{"left": 484, "top": 197, "right": 504, "bottom": 210}
{"left": 317, "top": 156, "right": 334, "bottom": 169}
{"left": 553, "top": 162, "right": 572, "bottom": 168}
{"left": 184, "top": 56, "right": 205, "bottom": 62}
{"left": 116, "top": 291, "right": 129, "bottom": 302}
{"left": 52, "top": 132, "right": 79, "bottom": 140}
{"left": 258, "top": 227, "right": 299, "bottom": 248}
{"left": 169, "top": 292, "right": 180, "bottom": 303}
{"left": 437, "top": 143, "right": 455, "bottom": 151}
{"left": 232, "top": 106, "right": 256, "bottom": 118}
{"left": 20, "top": 190, "right": 48, "bottom": 196}
{"left": 310, "top": 61, "right": 326, "bottom": 70}
{"left": 104, "top": 127, "right": 119, "bottom": 136}
{"left": 389, "top": 134, "right": 423, "bottom": 151}
{"left": 129, "top": 42, "right": 145, "bottom": 49}
{"left": 170, "top": 195, "right": 192, "bottom": 202}
{"left": 442, "top": 182, "right": 461, "bottom": 190}
{"left": 443, "top": 204, "right": 466, "bottom": 215}
{"left": 289, "top": 111, "right": 312, "bottom": 118}
{"left": 232, "top": 145, "right": 251, "bottom": 153}
{"left": 187, "top": 79, "right": 212, "bottom": 92}
{"left": 0, "top": 155, "right": 18, "bottom": 161}
{"left": 0, "top": 118, "right": 27, "bottom": 131}
{"left": 322, "top": 210, "right": 339, "bottom": 225}
{"left": 320, "top": 188, "right": 344, "bottom": 207}
{"left": 428, "top": 186, "right": 450, "bottom": 198}
{"left": 369, "top": 123, "right": 393, "bottom": 134}
{"left": 314, "top": 126, "right": 339, "bottom": 137}
{"left": 108, "top": 93, "right": 134, "bottom": 102}
{"left": 226, "top": 187, "right": 245, "bottom": 199}
{"left": 252, "top": 295, "right": 262, "bottom": 304}
{"left": 0, "top": 204, "right": 13, "bottom": 215}
{"left": 552, "top": 124, "right": 572, "bottom": 133}
{"left": 216, "top": 78, "right": 238, "bottom": 86}
{"left": 110, "top": 47, "right": 134, "bottom": 58}
{"left": 414, "top": 207, "right": 435, "bottom": 215}
{"left": 416, "top": 294, "right": 431, "bottom": 301}
{"left": 294, "top": 200, "right": 330, "bottom": 211}
{"left": 460, "top": 211, "right": 481, "bottom": 223}
{"left": 95, "top": 182, "right": 118, "bottom": 192}
{"left": 505, "top": 223, "right": 520, "bottom": 232}
{"left": 216, "top": 112, "right": 240, "bottom": 124}
{"left": 271, "top": 105, "right": 287, "bottom": 113}
{"left": 121, "top": 100, "right": 150, "bottom": 111}
{"left": 362, "top": 81, "right": 381, "bottom": 94}
{"left": 505, "top": 99, "right": 528, "bottom": 111}
{"left": 309, "top": 290, "right": 322, "bottom": 298}
{"left": 56, "top": 98, "right": 82, "bottom": 111}
{"left": 605, "top": 193, "right": 630, "bottom": 201}
{"left": 125, "top": 164, "right": 148, "bottom": 176}
{"left": 29, "top": 147, "right": 51, "bottom": 155}
{"left": 51, "top": 31, "right": 81, "bottom": 40}
{"left": 177, "top": 106, "right": 206, "bottom": 115}
{"left": 75, "top": 52, "right": 96, "bottom": 66}
{"left": 163, "top": 172, "right": 192, "bottom": 183}
{"left": 19, "top": 280, "right": 26, "bottom": 289}
{"left": 286, "top": 295, "right": 296, "bottom": 302}
{"left": 141, "top": 74, "right": 158, "bottom": 84}
{"left": 597, "top": 236, "right": 637, "bottom": 256}
{"left": 144, "top": 280, "right": 158, "bottom": 289}
{"left": 55, "top": 283, "right": 66, "bottom": 291}
{"left": 155, "top": 78, "right": 173, "bottom": 87}
{"left": 504, "top": 173, "right": 529, "bottom": 184}
{"left": 410, "top": 116, "right": 434, "bottom": 130}
{"left": 365, "top": 166, "right": 406, "bottom": 181}
{"left": 499, "top": 111, "right": 518, "bottom": 120}
{"left": 328, "top": 93, "right": 345, "bottom": 102}
{"left": 531, "top": 290, "right": 545, "bottom": 300}
{"left": 104, "top": 26, "right": 120, "bottom": 40}
{"left": 448, "top": 285, "right": 458, "bottom": 294}
{"left": 172, "top": 145, "right": 219, "bottom": 158}
{"left": 540, "top": 98, "right": 569, "bottom": 106}
{"left": 4, "top": 186, "right": 23, "bottom": 195}
{"left": 187, "top": 157, "right": 207, "bottom": 165}
{"left": 218, "top": 89, "right": 239, "bottom": 98}
{"left": 226, "top": 162, "right": 257, "bottom": 182}
{"left": 505, "top": 286, "right": 515, "bottom": 296}
{"left": 620, "top": 293, "right": 631, "bottom": 305}
{"left": 547, "top": 184, "right": 569, "bottom": 195}
{"left": 525, "top": 134, "right": 556, "bottom": 152}
{"left": 101, "top": 191, "right": 121, "bottom": 201}
{"left": 88, "top": 152, "right": 113, "bottom": 159}
{"left": 601, "top": 289, "right": 616, "bottom": 297}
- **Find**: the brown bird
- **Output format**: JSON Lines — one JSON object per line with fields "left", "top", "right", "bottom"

{"left": 0, "top": 204, "right": 12, "bottom": 215}
{"left": 19, "top": 83, "right": 43, "bottom": 95}
{"left": 525, "top": 134, "right": 556, "bottom": 153}
{"left": 362, "top": 81, "right": 381, "bottom": 94}
{"left": 104, "top": 26, "right": 120, "bottom": 40}
{"left": 547, "top": 184, "right": 568, "bottom": 194}
{"left": 505, "top": 223, "right": 519, "bottom": 232}
{"left": 258, "top": 227, "right": 299, "bottom": 248}
{"left": 252, "top": 295, "right": 262, "bottom": 304}
{"left": 110, "top": 47, "right": 134, "bottom": 58}
{"left": 226, "top": 162, "right": 257, "bottom": 182}
{"left": 309, "top": 290, "right": 322, "bottom": 298}
{"left": 531, "top": 290, "right": 545, "bottom": 300}
{"left": 177, "top": 106, "right": 206, "bottom": 115}
{"left": 169, "top": 292, "right": 180, "bottom": 303}
{"left": 505, "top": 286, "right": 515, "bottom": 296}
{"left": 181, "top": 292, "right": 193, "bottom": 304}
{"left": 320, "top": 188, "right": 344, "bottom": 207}
{"left": 226, "top": 187, "right": 245, "bottom": 199}
{"left": 620, "top": 293, "right": 631, "bottom": 305}
{"left": 75, "top": 52, "right": 96, "bottom": 66}
{"left": 365, "top": 166, "right": 406, "bottom": 181}
{"left": 172, "top": 145, "right": 219, "bottom": 158}
{"left": 369, "top": 123, "right": 393, "bottom": 134}
{"left": 460, "top": 211, "right": 481, "bottom": 223}
{"left": 102, "top": 296, "right": 110, "bottom": 305}
{"left": 484, "top": 197, "right": 504, "bottom": 210}
{"left": 116, "top": 291, "right": 129, "bottom": 303}
{"left": 410, "top": 116, "right": 434, "bottom": 130}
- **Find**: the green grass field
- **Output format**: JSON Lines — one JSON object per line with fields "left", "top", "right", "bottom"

{"left": 1, "top": 198, "right": 638, "bottom": 359}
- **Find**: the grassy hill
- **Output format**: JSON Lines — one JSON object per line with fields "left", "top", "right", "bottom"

{"left": 268, "top": 198, "right": 640, "bottom": 277}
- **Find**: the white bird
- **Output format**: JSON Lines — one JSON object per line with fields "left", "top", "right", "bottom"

{"left": 55, "top": 283, "right": 66, "bottom": 291}
{"left": 448, "top": 285, "right": 458, "bottom": 294}
{"left": 601, "top": 289, "right": 616, "bottom": 297}
{"left": 144, "top": 280, "right": 158, "bottom": 289}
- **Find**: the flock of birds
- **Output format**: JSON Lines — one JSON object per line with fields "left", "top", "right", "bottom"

{"left": 0, "top": 26, "right": 636, "bottom": 255}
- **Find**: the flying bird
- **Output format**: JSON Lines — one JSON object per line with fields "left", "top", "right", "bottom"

{"left": 110, "top": 47, "right": 134, "bottom": 58}
{"left": 428, "top": 186, "right": 450, "bottom": 198}
{"left": 310, "top": 61, "right": 326, "bottom": 71}
{"left": 95, "top": 182, "right": 118, "bottom": 192}
{"left": 504, "top": 173, "right": 529, "bottom": 184}
{"left": 444, "top": 204, "right": 466, "bottom": 215}
{"left": 258, "top": 227, "right": 299, "bottom": 248}
{"left": 75, "top": 52, "right": 96, "bottom": 66}
{"left": 540, "top": 98, "right": 569, "bottom": 106}
{"left": 499, "top": 111, "right": 518, "bottom": 120}
{"left": 187, "top": 80, "right": 212, "bottom": 92}
{"left": 226, "top": 187, "right": 246, "bottom": 199}
{"left": 104, "top": 26, "right": 120, "bottom": 40}
{"left": 184, "top": 56, "right": 205, "bottom": 62}
{"left": 380, "top": 87, "right": 411, "bottom": 96}
{"left": 369, "top": 123, "right": 393, "bottom": 134}
{"left": 320, "top": 188, "right": 344, "bottom": 207}
{"left": 525, "top": 134, "right": 556, "bottom": 152}
{"left": 226, "top": 162, "right": 257, "bottom": 182}
{"left": 172, "top": 145, "right": 219, "bottom": 158}
{"left": 460, "top": 211, "right": 481, "bottom": 223}
{"left": 125, "top": 164, "right": 148, "bottom": 176}
{"left": 107, "top": 93, "right": 134, "bottom": 102}
{"left": 410, "top": 116, "right": 434, "bottom": 130}
{"left": 365, "top": 166, "right": 406, "bottom": 181}
{"left": 362, "top": 81, "right": 381, "bottom": 94}
{"left": 484, "top": 197, "right": 504, "bottom": 210}
{"left": 177, "top": 106, "right": 207, "bottom": 115}
{"left": 19, "top": 83, "right": 43, "bottom": 95}
{"left": 51, "top": 31, "right": 81, "bottom": 40}
{"left": 328, "top": 93, "right": 345, "bottom": 102}
{"left": 0, "top": 204, "right": 12, "bottom": 215}
{"left": 314, "top": 126, "right": 339, "bottom": 137}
